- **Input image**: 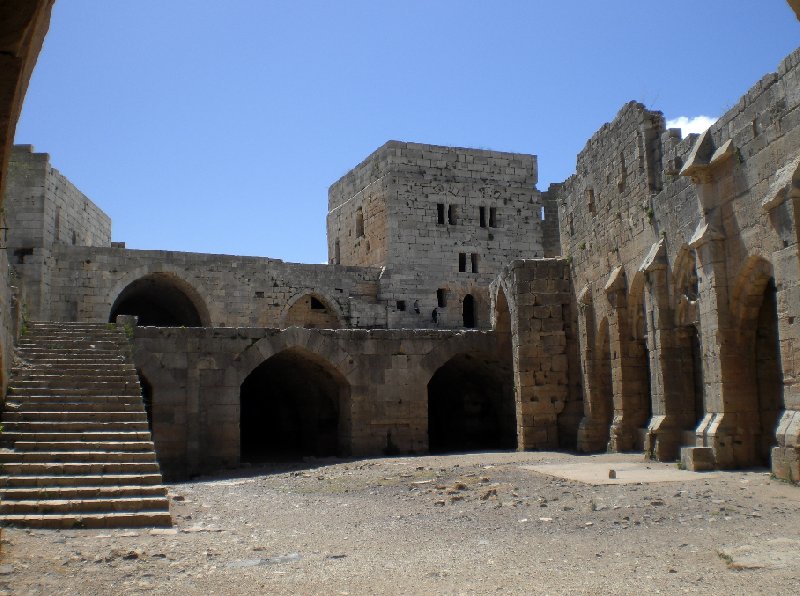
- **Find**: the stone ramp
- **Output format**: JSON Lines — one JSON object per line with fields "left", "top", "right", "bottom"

{"left": 0, "top": 322, "right": 171, "bottom": 528}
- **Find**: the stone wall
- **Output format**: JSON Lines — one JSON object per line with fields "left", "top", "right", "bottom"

{"left": 35, "top": 245, "right": 387, "bottom": 329}
{"left": 133, "top": 325, "right": 502, "bottom": 478}
{"left": 551, "top": 49, "right": 800, "bottom": 479}
{"left": 4, "top": 146, "right": 112, "bottom": 319}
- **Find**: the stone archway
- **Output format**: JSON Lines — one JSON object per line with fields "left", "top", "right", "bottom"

{"left": 283, "top": 292, "right": 343, "bottom": 329}
{"left": 239, "top": 347, "right": 350, "bottom": 462}
{"left": 427, "top": 352, "right": 515, "bottom": 453}
{"left": 109, "top": 272, "right": 210, "bottom": 327}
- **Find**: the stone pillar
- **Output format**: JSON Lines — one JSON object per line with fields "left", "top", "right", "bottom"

{"left": 689, "top": 222, "right": 761, "bottom": 468}
{"left": 494, "top": 259, "right": 571, "bottom": 450}
{"left": 641, "top": 240, "right": 684, "bottom": 461}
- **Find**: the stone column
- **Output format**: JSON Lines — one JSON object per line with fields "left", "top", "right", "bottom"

{"left": 641, "top": 240, "right": 684, "bottom": 461}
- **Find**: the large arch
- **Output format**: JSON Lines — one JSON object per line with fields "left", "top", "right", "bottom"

{"left": 109, "top": 272, "right": 211, "bottom": 327}
{"left": 729, "top": 256, "right": 784, "bottom": 464}
{"left": 672, "top": 247, "right": 705, "bottom": 447}
{"left": 239, "top": 347, "right": 350, "bottom": 462}
{"left": 427, "top": 351, "right": 515, "bottom": 453}
{"left": 281, "top": 292, "right": 343, "bottom": 329}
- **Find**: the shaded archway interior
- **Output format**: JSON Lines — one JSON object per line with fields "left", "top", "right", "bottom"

{"left": 109, "top": 274, "right": 205, "bottom": 326}
{"left": 755, "top": 279, "right": 783, "bottom": 463}
{"left": 284, "top": 294, "right": 341, "bottom": 329}
{"left": 240, "top": 349, "right": 346, "bottom": 462}
{"left": 136, "top": 369, "right": 153, "bottom": 431}
{"left": 428, "top": 352, "right": 516, "bottom": 453}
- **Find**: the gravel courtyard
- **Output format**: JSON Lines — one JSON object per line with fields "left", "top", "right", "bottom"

{"left": 1, "top": 451, "right": 799, "bottom": 595}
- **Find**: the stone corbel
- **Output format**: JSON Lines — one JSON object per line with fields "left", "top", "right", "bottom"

{"left": 679, "top": 130, "right": 737, "bottom": 185}
{"left": 761, "top": 153, "right": 800, "bottom": 211}
{"left": 688, "top": 222, "right": 725, "bottom": 249}
{"left": 639, "top": 239, "right": 667, "bottom": 273}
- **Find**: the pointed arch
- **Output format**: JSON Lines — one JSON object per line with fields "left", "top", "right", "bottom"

{"left": 281, "top": 291, "right": 344, "bottom": 329}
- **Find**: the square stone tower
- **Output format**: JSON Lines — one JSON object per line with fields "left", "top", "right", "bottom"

{"left": 327, "top": 141, "right": 549, "bottom": 328}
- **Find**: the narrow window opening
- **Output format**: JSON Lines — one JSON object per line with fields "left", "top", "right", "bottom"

{"left": 462, "top": 294, "right": 476, "bottom": 328}
{"left": 448, "top": 205, "right": 458, "bottom": 225}
{"left": 310, "top": 297, "right": 326, "bottom": 310}
{"left": 334, "top": 239, "right": 340, "bottom": 264}
{"left": 585, "top": 188, "right": 595, "bottom": 214}
{"left": 540, "top": 205, "right": 545, "bottom": 220}
{"left": 437, "top": 203, "right": 445, "bottom": 225}
{"left": 437, "top": 289, "right": 447, "bottom": 308}
{"left": 471, "top": 253, "right": 479, "bottom": 273}
{"left": 489, "top": 207, "right": 497, "bottom": 227}
{"left": 355, "top": 207, "right": 364, "bottom": 238}
{"left": 479, "top": 206, "right": 487, "bottom": 228}
{"left": 458, "top": 253, "right": 467, "bottom": 272}
{"left": 396, "top": 300, "right": 406, "bottom": 312}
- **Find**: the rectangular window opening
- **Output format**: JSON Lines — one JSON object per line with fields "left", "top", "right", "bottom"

{"left": 471, "top": 253, "right": 479, "bottom": 273}
{"left": 489, "top": 207, "right": 497, "bottom": 227}
{"left": 396, "top": 300, "right": 406, "bottom": 312}
{"left": 585, "top": 188, "right": 595, "bottom": 215}
{"left": 458, "top": 252, "right": 467, "bottom": 272}
{"left": 448, "top": 204, "right": 458, "bottom": 225}
{"left": 437, "top": 203, "right": 445, "bottom": 225}
{"left": 479, "top": 206, "right": 487, "bottom": 228}
{"left": 437, "top": 289, "right": 447, "bottom": 308}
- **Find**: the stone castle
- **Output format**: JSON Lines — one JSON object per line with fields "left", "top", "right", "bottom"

{"left": 0, "top": 2, "right": 798, "bottom": 489}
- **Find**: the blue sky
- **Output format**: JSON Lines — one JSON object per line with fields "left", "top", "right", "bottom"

{"left": 14, "top": 1, "right": 800, "bottom": 263}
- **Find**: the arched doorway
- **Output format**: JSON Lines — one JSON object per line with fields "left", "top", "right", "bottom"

{"left": 755, "top": 279, "right": 783, "bottom": 463}
{"left": 427, "top": 352, "right": 515, "bottom": 453}
{"left": 284, "top": 294, "right": 342, "bottom": 329}
{"left": 109, "top": 273, "right": 208, "bottom": 326}
{"left": 239, "top": 348, "right": 348, "bottom": 462}
{"left": 462, "top": 294, "right": 476, "bottom": 328}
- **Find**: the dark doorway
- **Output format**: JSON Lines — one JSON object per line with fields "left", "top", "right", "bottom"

{"left": 755, "top": 279, "right": 783, "bottom": 463}
{"left": 462, "top": 294, "right": 476, "bottom": 328}
{"left": 240, "top": 349, "right": 346, "bottom": 462}
{"left": 689, "top": 325, "right": 704, "bottom": 427}
{"left": 427, "top": 353, "right": 515, "bottom": 453}
{"left": 137, "top": 370, "right": 153, "bottom": 431}
{"left": 110, "top": 273, "right": 206, "bottom": 326}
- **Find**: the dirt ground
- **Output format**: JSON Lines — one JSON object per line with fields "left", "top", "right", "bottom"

{"left": 1, "top": 451, "right": 799, "bottom": 595}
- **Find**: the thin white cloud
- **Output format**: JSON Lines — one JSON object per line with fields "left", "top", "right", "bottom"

{"left": 666, "top": 115, "right": 718, "bottom": 138}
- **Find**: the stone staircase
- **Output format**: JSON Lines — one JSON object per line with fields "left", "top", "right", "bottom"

{"left": 0, "top": 321, "right": 171, "bottom": 528}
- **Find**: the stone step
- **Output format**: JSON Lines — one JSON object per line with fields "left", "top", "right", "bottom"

{"left": 0, "top": 496, "right": 170, "bottom": 515}
{"left": 0, "top": 511, "right": 172, "bottom": 529}
{"left": 0, "top": 451, "right": 157, "bottom": 464}
{"left": 5, "top": 395, "right": 145, "bottom": 407}
{"left": 8, "top": 387, "right": 141, "bottom": 397}
{"left": 13, "top": 373, "right": 139, "bottom": 382}
{"left": 0, "top": 472, "right": 164, "bottom": 487}
{"left": 1, "top": 461, "right": 161, "bottom": 476}
{"left": 10, "top": 441, "right": 155, "bottom": 452}
{"left": 6, "top": 401, "right": 145, "bottom": 413}
{"left": 10, "top": 380, "right": 140, "bottom": 391}
{"left": 2, "top": 431, "right": 153, "bottom": 443}
{"left": 0, "top": 484, "right": 167, "bottom": 500}
{"left": 3, "top": 410, "right": 147, "bottom": 423}
{"left": 2, "top": 420, "right": 150, "bottom": 432}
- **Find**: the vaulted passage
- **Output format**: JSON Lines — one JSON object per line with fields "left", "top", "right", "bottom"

{"left": 240, "top": 349, "right": 347, "bottom": 462}
{"left": 755, "top": 280, "right": 783, "bottom": 463}
{"left": 427, "top": 353, "right": 515, "bottom": 453}
{"left": 109, "top": 273, "right": 207, "bottom": 326}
